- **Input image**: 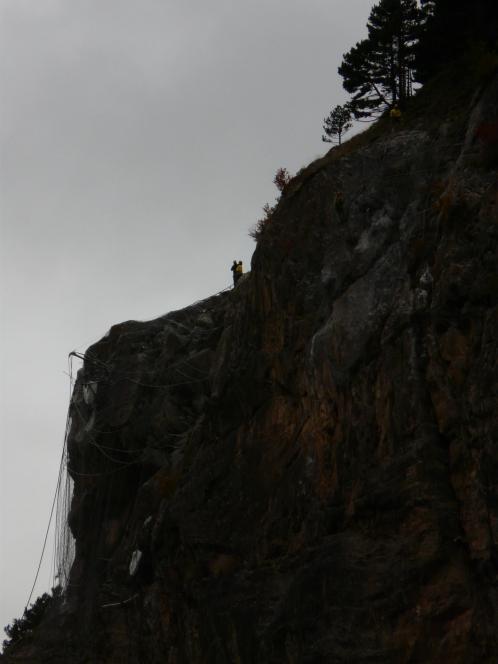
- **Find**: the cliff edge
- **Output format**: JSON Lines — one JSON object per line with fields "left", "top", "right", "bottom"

{"left": 4, "top": 71, "right": 498, "bottom": 663}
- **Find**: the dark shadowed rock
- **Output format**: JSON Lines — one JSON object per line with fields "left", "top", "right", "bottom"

{"left": 3, "top": 73, "right": 498, "bottom": 664}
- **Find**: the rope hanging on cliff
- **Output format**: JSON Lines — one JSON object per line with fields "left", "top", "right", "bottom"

{"left": 23, "top": 354, "right": 76, "bottom": 612}
{"left": 60, "top": 385, "right": 198, "bottom": 472}
{"left": 23, "top": 438, "right": 65, "bottom": 612}
{"left": 101, "top": 593, "right": 140, "bottom": 609}
{"left": 70, "top": 349, "right": 210, "bottom": 392}
{"left": 51, "top": 355, "right": 76, "bottom": 590}
{"left": 67, "top": 363, "right": 196, "bottom": 467}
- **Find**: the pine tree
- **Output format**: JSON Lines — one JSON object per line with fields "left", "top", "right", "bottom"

{"left": 339, "top": 0, "right": 422, "bottom": 117}
{"left": 322, "top": 104, "right": 353, "bottom": 145}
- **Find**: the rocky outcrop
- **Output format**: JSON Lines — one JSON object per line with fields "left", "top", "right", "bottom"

{"left": 4, "top": 73, "right": 498, "bottom": 663}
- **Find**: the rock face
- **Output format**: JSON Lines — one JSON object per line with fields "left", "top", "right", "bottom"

{"left": 4, "top": 74, "right": 498, "bottom": 663}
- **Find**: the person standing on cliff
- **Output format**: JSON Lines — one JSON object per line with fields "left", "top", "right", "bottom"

{"left": 230, "top": 260, "right": 238, "bottom": 286}
{"left": 234, "top": 261, "right": 243, "bottom": 285}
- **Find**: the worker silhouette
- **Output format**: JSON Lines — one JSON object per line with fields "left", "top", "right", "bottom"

{"left": 230, "top": 260, "right": 238, "bottom": 286}
{"left": 231, "top": 260, "right": 243, "bottom": 286}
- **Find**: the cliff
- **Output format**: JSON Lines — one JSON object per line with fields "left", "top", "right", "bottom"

{"left": 4, "top": 70, "right": 498, "bottom": 663}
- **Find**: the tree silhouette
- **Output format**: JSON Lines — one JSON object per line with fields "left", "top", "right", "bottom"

{"left": 273, "top": 167, "right": 292, "bottom": 192}
{"left": 339, "top": 0, "right": 422, "bottom": 117}
{"left": 322, "top": 104, "right": 353, "bottom": 145}
{"left": 2, "top": 588, "right": 61, "bottom": 653}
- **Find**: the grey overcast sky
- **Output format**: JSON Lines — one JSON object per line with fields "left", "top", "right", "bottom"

{"left": 0, "top": 0, "right": 374, "bottom": 632}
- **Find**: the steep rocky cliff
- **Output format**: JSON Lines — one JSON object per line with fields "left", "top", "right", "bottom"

{"left": 5, "top": 71, "right": 498, "bottom": 663}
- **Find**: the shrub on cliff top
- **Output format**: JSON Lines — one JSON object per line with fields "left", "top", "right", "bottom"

{"left": 249, "top": 203, "right": 276, "bottom": 241}
{"left": 273, "top": 167, "right": 292, "bottom": 193}
{"left": 249, "top": 168, "right": 293, "bottom": 241}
